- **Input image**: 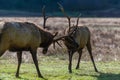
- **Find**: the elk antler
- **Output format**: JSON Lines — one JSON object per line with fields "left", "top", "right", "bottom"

{"left": 53, "top": 41, "right": 63, "bottom": 49}
{"left": 69, "top": 14, "right": 81, "bottom": 35}
{"left": 53, "top": 30, "right": 76, "bottom": 49}
{"left": 53, "top": 32, "right": 69, "bottom": 49}
{"left": 58, "top": 3, "right": 71, "bottom": 32}
{"left": 53, "top": 26, "right": 79, "bottom": 49}
{"left": 42, "top": 5, "right": 49, "bottom": 29}
{"left": 54, "top": 35, "right": 67, "bottom": 42}
{"left": 76, "top": 14, "right": 81, "bottom": 26}
{"left": 52, "top": 32, "right": 63, "bottom": 49}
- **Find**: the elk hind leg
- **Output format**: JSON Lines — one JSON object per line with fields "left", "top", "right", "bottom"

{"left": 86, "top": 40, "right": 98, "bottom": 72}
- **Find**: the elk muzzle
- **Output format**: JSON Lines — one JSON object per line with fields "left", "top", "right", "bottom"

{"left": 42, "top": 48, "right": 48, "bottom": 54}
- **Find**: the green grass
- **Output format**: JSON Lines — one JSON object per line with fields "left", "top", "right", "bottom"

{"left": 0, "top": 56, "right": 120, "bottom": 80}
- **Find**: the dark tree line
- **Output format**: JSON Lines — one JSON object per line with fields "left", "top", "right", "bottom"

{"left": 0, "top": 0, "right": 119, "bottom": 12}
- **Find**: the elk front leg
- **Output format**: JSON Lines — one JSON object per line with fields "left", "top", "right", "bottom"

{"left": 0, "top": 52, "right": 4, "bottom": 57}
{"left": 68, "top": 50, "right": 74, "bottom": 73}
{"left": 16, "top": 51, "right": 22, "bottom": 78}
{"left": 76, "top": 50, "right": 82, "bottom": 69}
{"left": 30, "top": 50, "right": 44, "bottom": 78}
{"left": 0, "top": 48, "right": 6, "bottom": 57}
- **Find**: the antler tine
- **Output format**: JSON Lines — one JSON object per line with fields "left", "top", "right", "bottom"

{"left": 42, "top": 5, "right": 48, "bottom": 29}
{"left": 53, "top": 37, "right": 63, "bottom": 49}
{"left": 58, "top": 3, "right": 71, "bottom": 31}
{"left": 56, "top": 41, "right": 62, "bottom": 47}
{"left": 53, "top": 41, "right": 63, "bottom": 49}
{"left": 76, "top": 13, "right": 81, "bottom": 26}
{"left": 70, "top": 14, "right": 81, "bottom": 35}
{"left": 54, "top": 35, "right": 67, "bottom": 42}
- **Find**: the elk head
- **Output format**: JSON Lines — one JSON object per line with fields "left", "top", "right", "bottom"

{"left": 40, "top": 6, "right": 62, "bottom": 54}
{"left": 57, "top": 3, "right": 81, "bottom": 51}
{"left": 50, "top": 3, "right": 81, "bottom": 50}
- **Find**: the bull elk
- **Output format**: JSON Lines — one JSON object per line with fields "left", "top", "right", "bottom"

{"left": 58, "top": 3, "right": 98, "bottom": 73}
{"left": 0, "top": 6, "right": 60, "bottom": 78}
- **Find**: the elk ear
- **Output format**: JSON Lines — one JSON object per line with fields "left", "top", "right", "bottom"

{"left": 53, "top": 32, "right": 58, "bottom": 38}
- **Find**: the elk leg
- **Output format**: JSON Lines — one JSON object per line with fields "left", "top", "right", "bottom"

{"left": 16, "top": 51, "right": 22, "bottom": 78}
{"left": 30, "top": 50, "right": 43, "bottom": 78}
{"left": 0, "top": 52, "right": 4, "bottom": 57}
{"left": 68, "top": 50, "right": 74, "bottom": 73}
{"left": 0, "top": 43, "right": 9, "bottom": 57}
{"left": 86, "top": 41, "right": 98, "bottom": 72}
{"left": 0, "top": 49, "right": 6, "bottom": 57}
{"left": 76, "top": 50, "right": 82, "bottom": 69}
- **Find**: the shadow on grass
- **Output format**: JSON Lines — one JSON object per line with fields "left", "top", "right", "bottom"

{"left": 16, "top": 77, "right": 29, "bottom": 80}
{"left": 16, "top": 76, "right": 48, "bottom": 80}
{"left": 96, "top": 72, "right": 120, "bottom": 80}
{"left": 75, "top": 72, "right": 120, "bottom": 80}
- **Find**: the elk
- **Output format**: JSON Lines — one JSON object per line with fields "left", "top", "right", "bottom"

{"left": 58, "top": 3, "right": 98, "bottom": 73}
{"left": 0, "top": 7, "right": 60, "bottom": 78}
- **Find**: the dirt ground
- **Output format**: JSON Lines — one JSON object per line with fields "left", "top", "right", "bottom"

{"left": 0, "top": 17, "right": 120, "bottom": 61}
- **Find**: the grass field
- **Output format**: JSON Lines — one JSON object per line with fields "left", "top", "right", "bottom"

{"left": 0, "top": 55, "right": 120, "bottom": 80}
{"left": 0, "top": 17, "right": 120, "bottom": 80}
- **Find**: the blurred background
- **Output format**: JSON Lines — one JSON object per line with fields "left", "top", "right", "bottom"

{"left": 0, "top": 0, "right": 120, "bottom": 17}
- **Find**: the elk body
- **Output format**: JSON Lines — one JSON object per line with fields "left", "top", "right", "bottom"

{"left": 58, "top": 3, "right": 98, "bottom": 73}
{"left": 0, "top": 7, "right": 59, "bottom": 78}
{"left": 0, "top": 22, "right": 57, "bottom": 78}
{"left": 64, "top": 26, "right": 98, "bottom": 73}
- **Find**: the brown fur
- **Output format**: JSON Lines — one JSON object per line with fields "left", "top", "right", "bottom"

{"left": 64, "top": 26, "right": 90, "bottom": 50}
{"left": 63, "top": 26, "right": 98, "bottom": 73}
{"left": 0, "top": 22, "right": 40, "bottom": 52}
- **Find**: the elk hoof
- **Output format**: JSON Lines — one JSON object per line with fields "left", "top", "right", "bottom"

{"left": 69, "top": 70, "right": 72, "bottom": 73}
{"left": 95, "top": 69, "right": 99, "bottom": 72}
{"left": 76, "top": 66, "right": 79, "bottom": 69}
{"left": 15, "top": 74, "right": 20, "bottom": 78}
{"left": 38, "top": 75, "right": 44, "bottom": 78}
